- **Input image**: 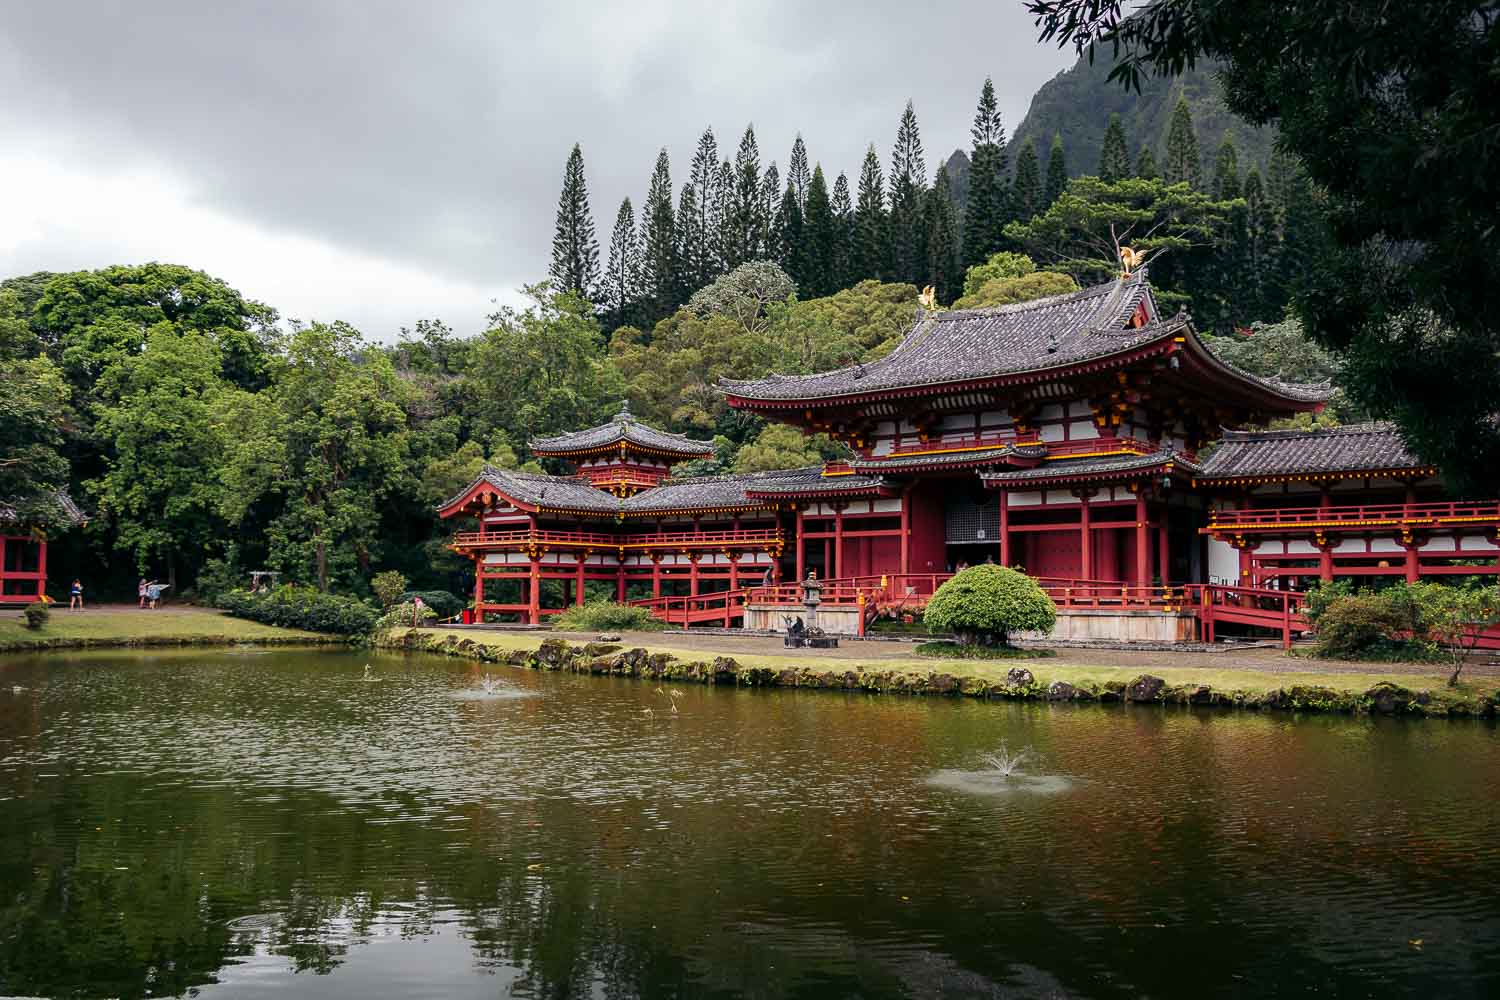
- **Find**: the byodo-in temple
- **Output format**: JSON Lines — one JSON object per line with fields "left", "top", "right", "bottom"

{"left": 439, "top": 271, "right": 1500, "bottom": 644}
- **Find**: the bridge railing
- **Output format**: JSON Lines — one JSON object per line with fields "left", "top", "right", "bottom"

{"left": 1205, "top": 500, "right": 1500, "bottom": 532}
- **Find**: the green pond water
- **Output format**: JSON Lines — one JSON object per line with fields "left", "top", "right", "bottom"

{"left": 0, "top": 647, "right": 1497, "bottom": 999}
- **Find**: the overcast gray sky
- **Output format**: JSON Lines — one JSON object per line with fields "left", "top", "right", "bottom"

{"left": 0, "top": 1, "right": 1071, "bottom": 338}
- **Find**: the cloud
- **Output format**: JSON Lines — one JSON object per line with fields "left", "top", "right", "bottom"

{"left": 0, "top": 1, "right": 1069, "bottom": 338}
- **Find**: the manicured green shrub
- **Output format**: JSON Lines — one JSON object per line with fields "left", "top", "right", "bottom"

{"left": 399, "top": 590, "right": 464, "bottom": 620}
{"left": 22, "top": 602, "right": 50, "bottom": 630}
{"left": 1313, "top": 593, "right": 1407, "bottom": 659}
{"left": 376, "top": 600, "right": 437, "bottom": 632}
{"left": 218, "top": 585, "right": 378, "bottom": 636}
{"left": 550, "top": 601, "right": 665, "bottom": 633}
{"left": 371, "top": 570, "right": 408, "bottom": 608}
{"left": 1301, "top": 579, "right": 1354, "bottom": 626}
{"left": 923, "top": 566, "right": 1057, "bottom": 647}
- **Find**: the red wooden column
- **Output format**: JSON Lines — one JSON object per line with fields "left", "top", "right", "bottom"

{"left": 833, "top": 503, "right": 846, "bottom": 580}
{"left": 616, "top": 564, "right": 626, "bottom": 603}
{"left": 795, "top": 506, "right": 806, "bottom": 581}
{"left": 527, "top": 555, "right": 541, "bottom": 624}
{"left": 474, "top": 559, "right": 485, "bottom": 615}
{"left": 1078, "top": 491, "right": 1093, "bottom": 580}
{"left": 899, "top": 486, "right": 912, "bottom": 575}
{"left": 1403, "top": 535, "right": 1421, "bottom": 583}
{"left": 998, "top": 489, "right": 1011, "bottom": 567}
{"left": 728, "top": 552, "right": 739, "bottom": 591}
{"left": 689, "top": 553, "right": 700, "bottom": 597}
{"left": 36, "top": 540, "right": 46, "bottom": 599}
{"left": 0, "top": 537, "right": 6, "bottom": 594}
{"left": 1157, "top": 514, "right": 1170, "bottom": 586}
{"left": 651, "top": 555, "right": 662, "bottom": 598}
{"left": 1134, "top": 488, "right": 1150, "bottom": 589}
{"left": 1318, "top": 488, "right": 1334, "bottom": 582}
{"left": 575, "top": 553, "right": 587, "bottom": 607}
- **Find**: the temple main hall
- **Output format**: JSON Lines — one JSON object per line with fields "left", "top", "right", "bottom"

{"left": 438, "top": 272, "right": 1499, "bottom": 640}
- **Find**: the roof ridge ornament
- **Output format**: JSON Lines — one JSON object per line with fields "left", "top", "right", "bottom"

{"left": 614, "top": 400, "right": 633, "bottom": 422}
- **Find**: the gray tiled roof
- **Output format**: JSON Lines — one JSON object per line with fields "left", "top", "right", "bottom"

{"left": 979, "top": 451, "right": 1200, "bottom": 485}
{"left": 529, "top": 403, "right": 715, "bottom": 457}
{"left": 441, "top": 466, "right": 622, "bottom": 513}
{"left": 621, "top": 467, "right": 823, "bottom": 512}
{"left": 851, "top": 443, "right": 1047, "bottom": 472}
{"left": 722, "top": 272, "right": 1333, "bottom": 407}
{"left": 0, "top": 492, "right": 87, "bottom": 527}
{"left": 740, "top": 467, "right": 894, "bottom": 496}
{"left": 440, "top": 464, "right": 828, "bottom": 517}
{"left": 722, "top": 274, "right": 1160, "bottom": 401}
{"left": 1196, "top": 422, "right": 1428, "bottom": 480}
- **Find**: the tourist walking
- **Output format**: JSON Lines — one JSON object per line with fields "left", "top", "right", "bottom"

{"left": 138, "top": 578, "right": 148, "bottom": 608}
{"left": 69, "top": 579, "right": 83, "bottom": 610}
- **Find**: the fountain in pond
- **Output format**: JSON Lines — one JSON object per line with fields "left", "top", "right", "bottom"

{"left": 925, "top": 742, "right": 1071, "bottom": 796}
{"left": 449, "top": 672, "right": 535, "bottom": 701}
{"left": 362, "top": 664, "right": 376, "bottom": 682}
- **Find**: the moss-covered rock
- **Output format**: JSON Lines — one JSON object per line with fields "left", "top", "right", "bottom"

{"left": 1124, "top": 675, "right": 1166, "bottom": 702}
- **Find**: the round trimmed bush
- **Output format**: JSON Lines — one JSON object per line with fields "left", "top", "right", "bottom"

{"left": 923, "top": 566, "right": 1057, "bottom": 647}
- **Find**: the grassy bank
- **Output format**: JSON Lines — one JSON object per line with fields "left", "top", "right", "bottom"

{"left": 0, "top": 605, "right": 334, "bottom": 653}
{"left": 381, "top": 628, "right": 1500, "bottom": 717}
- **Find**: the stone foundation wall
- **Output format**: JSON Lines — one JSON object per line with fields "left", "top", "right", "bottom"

{"left": 744, "top": 604, "right": 863, "bottom": 635}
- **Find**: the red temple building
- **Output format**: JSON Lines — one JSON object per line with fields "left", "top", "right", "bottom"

{"left": 0, "top": 494, "right": 86, "bottom": 606}
{"left": 439, "top": 272, "right": 1499, "bottom": 642}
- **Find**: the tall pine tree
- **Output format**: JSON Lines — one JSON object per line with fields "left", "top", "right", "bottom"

{"left": 1098, "top": 114, "right": 1130, "bottom": 182}
{"left": 830, "top": 171, "right": 855, "bottom": 291}
{"left": 681, "top": 128, "right": 720, "bottom": 292}
{"left": 888, "top": 100, "right": 928, "bottom": 285}
{"left": 925, "top": 166, "right": 961, "bottom": 304}
{"left": 1164, "top": 97, "right": 1202, "bottom": 188}
{"left": 728, "top": 125, "right": 763, "bottom": 266}
{"left": 853, "top": 145, "right": 888, "bottom": 282}
{"left": 711, "top": 159, "right": 734, "bottom": 274}
{"left": 775, "top": 183, "right": 804, "bottom": 278}
{"left": 638, "top": 148, "right": 679, "bottom": 322}
{"left": 759, "top": 162, "right": 781, "bottom": 258}
{"left": 1043, "top": 133, "right": 1068, "bottom": 210}
{"left": 801, "top": 165, "right": 838, "bottom": 298}
{"left": 548, "top": 143, "right": 600, "bottom": 299}
{"left": 601, "top": 197, "right": 640, "bottom": 323}
{"left": 1012, "top": 137, "right": 1042, "bottom": 222}
{"left": 962, "top": 77, "right": 1012, "bottom": 269}
{"left": 788, "top": 135, "right": 810, "bottom": 211}
{"left": 1212, "top": 136, "right": 1241, "bottom": 200}
{"left": 1135, "top": 146, "right": 1161, "bottom": 180}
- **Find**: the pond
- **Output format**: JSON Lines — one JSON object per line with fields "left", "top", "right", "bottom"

{"left": 1, "top": 647, "right": 1497, "bottom": 998}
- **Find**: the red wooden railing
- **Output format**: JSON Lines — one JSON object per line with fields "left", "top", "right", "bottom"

{"left": 452, "top": 527, "right": 783, "bottom": 550}
{"left": 1206, "top": 500, "right": 1500, "bottom": 532}
{"left": 1182, "top": 584, "right": 1308, "bottom": 649}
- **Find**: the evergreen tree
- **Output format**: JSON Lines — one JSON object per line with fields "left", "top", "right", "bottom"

{"left": 712, "top": 158, "right": 734, "bottom": 273}
{"left": 548, "top": 143, "right": 600, "bottom": 299}
{"left": 759, "top": 162, "right": 781, "bottom": 258}
{"left": 925, "top": 166, "right": 961, "bottom": 304}
{"left": 682, "top": 128, "right": 720, "bottom": 291}
{"left": 1135, "top": 146, "right": 1161, "bottom": 180}
{"left": 638, "top": 148, "right": 679, "bottom": 322}
{"left": 962, "top": 77, "right": 1012, "bottom": 269}
{"left": 801, "top": 165, "right": 838, "bottom": 298}
{"left": 1242, "top": 166, "right": 1281, "bottom": 318}
{"left": 853, "top": 145, "right": 888, "bottom": 281}
{"left": 830, "top": 171, "right": 855, "bottom": 290}
{"left": 728, "top": 125, "right": 762, "bottom": 266}
{"left": 602, "top": 197, "right": 640, "bottom": 323}
{"left": 787, "top": 135, "right": 811, "bottom": 211}
{"left": 888, "top": 100, "right": 928, "bottom": 285}
{"left": 1043, "top": 133, "right": 1068, "bottom": 210}
{"left": 775, "top": 183, "right": 804, "bottom": 278}
{"left": 1212, "top": 137, "right": 1242, "bottom": 200}
{"left": 1012, "top": 137, "right": 1042, "bottom": 221}
{"left": 1098, "top": 113, "right": 1130, "bottom": 182}
{"left": 1164, "top": 96, "right": 1202, "bottom": 188}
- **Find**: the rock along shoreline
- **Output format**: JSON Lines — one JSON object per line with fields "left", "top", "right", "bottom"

{"left": 380, "top": 630, "right": 1500, "bottom": 719}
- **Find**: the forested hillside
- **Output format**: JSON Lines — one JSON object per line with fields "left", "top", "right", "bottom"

{"left": 1008, "top": 55, "right": 1275, "bottom": 184}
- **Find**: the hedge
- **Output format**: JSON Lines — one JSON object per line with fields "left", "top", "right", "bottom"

{"left": 218, "top": 586, "right": 378, "bottom": 636}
